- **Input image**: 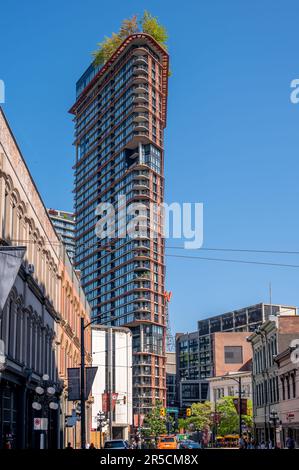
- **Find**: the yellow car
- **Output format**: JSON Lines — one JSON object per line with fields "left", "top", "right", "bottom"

{"left": 157, "top": 435, "right": 177, "bottom": 450}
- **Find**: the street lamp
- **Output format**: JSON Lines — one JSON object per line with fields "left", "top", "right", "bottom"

{"left": 32, "top": 374, "right": 59, "bottom": 449}
{"left": 269, "top": 409, "right": 278, "bottom": 448}
{"left": 222, "top": 374, "right": 243, "bottom": 441}
{"left": 96, "top": 411, "right": 109, "bottom": 448}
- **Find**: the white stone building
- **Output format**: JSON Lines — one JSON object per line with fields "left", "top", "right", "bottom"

{"left": 91, "top": 325, "right": 132, "bottom": 442}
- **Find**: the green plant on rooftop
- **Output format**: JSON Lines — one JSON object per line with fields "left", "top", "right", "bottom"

{"left": 93, "top": 12, "right": 168, "bottom": 67}
{"left": 141, "top": 11, "right": 168, "bottom": 47}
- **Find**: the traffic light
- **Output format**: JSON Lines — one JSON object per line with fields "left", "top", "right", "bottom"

{"left": 186, "top": 407, "right": 192, "bottom": 417}
{"left": 160, "top": 408, "right": 166, "bottom": 417}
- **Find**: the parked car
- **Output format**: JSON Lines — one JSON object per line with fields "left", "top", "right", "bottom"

{"left": 104, "top": 439, "right": 130, "bottom": 449}
{"left": 179, "top": 440, "right": 201, "bottom": 449}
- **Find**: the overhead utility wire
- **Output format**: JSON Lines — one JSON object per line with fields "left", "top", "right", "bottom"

{"left": 166, "top": 253, "right": 299, "bottom": 269}
{"left": 10, "top": 239, "right": 299, "bottom": 255}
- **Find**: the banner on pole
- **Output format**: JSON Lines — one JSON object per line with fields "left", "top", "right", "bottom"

{"left": 67, "top": 366, "right": 98, "bottom": 401}
{"left": 0, "top": 246, "right": 26, "bottom": 310}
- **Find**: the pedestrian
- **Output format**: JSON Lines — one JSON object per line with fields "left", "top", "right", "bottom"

{"left": 239, "top": 436, "right": 245, "bottom": 449}
{"left": 260, "top": 440, "right": 266, "bottom": 449}
{"left": 66, "top": 442, "right": 73, "bottom": 450}
{"left": 286, "top": 436, "right": 295, "bottom": 449}
{"left": 89, "top": 442, "right": 96, "bottom": 450}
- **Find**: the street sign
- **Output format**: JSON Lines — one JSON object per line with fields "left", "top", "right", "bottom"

{"left": 34, "top": 418, "right": 48, "bottom": 431}
{"left": 287, "top": 412, "right": 295, "bottom": 421}
{"left": 34, "top": 418, "right": 41, "bottom": 430}
{"left": 167, "top": 407, "right": 179, "bottom": 414}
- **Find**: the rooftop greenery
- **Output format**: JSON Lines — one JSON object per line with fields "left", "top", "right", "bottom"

{"left": 92, "top": 12, "right": 168, "bottom": 67}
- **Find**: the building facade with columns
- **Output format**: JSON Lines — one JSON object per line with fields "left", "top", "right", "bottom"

{"left": 0, "top": 107, "right": 91, "bottom": 448}
{"left": 274, "top": 346, "right": 299, "bottom": 447}
{"left": 248, "top": 315, "right": 299, "bottom": 446}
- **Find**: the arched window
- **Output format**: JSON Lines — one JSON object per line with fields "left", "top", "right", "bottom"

{"left": 281, "top": 376, "right": 285, "bottom": 400}
{"left": 2, "top": 190, "right": 8, "bottom": 238}
{"left": 291, "top": 372, "right": 296, "bottom": 398}
{"left": 286, "top": 375, "right": 290, "bottom": 400}
{"left": 31, "top": 317, "right": 37, "bottom": 371}
{"left": 15, "top": 306, "right": 22, "bottom": 362}
{"left": 8, "top": 299, "right": 15, "bottom": 358}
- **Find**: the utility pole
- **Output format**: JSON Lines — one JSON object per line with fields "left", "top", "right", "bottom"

{"left": 238, "top": 376, "right": 242, "bottom": 441}
{"left": 80, "top": 317, "right": 86, "bottom": 449}
{"left": 108, "top": 327, "right": 113, "bottom": 440}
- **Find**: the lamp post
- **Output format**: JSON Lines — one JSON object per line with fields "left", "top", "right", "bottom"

{"left": 269, "top": 409, "right": 278, "bottom": 448}
{"left": 32, "top": 374, "right": 59, "bottom": 449}
{"left": 222, "top": 374, "right": 243, "bottom": 441}
{"left": 96, "top": 411, "right": 109, "bottom": 448}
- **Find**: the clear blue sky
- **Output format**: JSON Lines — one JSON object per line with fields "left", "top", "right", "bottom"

{"left": 1, "top": 0, "right": 299, "bottom": 334}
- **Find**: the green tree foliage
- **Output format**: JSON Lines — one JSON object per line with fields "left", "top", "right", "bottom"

{"left": 119, "top": 15, "right": 138, "bottom": 39}
{"left": 93, "top": 32, "right": 122, "bottom": 66}
{"left": 140, "top": 11, "right": 168, "bottom": 48}
{"left": 178, "top": 417, "right": 187, "bottom": 431}
{"left": 143, "top": 401, "right": 167, "bottom": 438}
{"left": 216, "top": 396, "right": 253, "bottom": 436}
{"left": 183, "top": 402, "right": 213, "bottom": 432}
{"left": 93, "top": 12, "right": 168, "bottom": 67}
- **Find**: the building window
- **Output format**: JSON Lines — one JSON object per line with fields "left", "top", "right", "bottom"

{"left": 216, "top": 388, "right": 224, "bottom": 399}
{"left": 291, "top": 373, "right": 296, "bottom": 398}
{"left": 224, "top": 346, "right": 243, "bottom": 364}
{"left": 286, "top": 376, "right": 290, "bottom": 400}
{"left": 8, "top": 300, "right": 14, "bottom": 358}
{"left": 281, "top": 377, "right": 285, "bottom": 400}
{"left": 181, "top": 383, "right": 200, "bottom": 400}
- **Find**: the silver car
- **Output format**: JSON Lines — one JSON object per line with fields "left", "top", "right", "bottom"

{"left": 104, "top": 439, "right": 130, "bottom": 449}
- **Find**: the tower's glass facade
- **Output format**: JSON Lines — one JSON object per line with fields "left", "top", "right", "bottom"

{"left": 70, "top": 34, "right": 169, "bottom": 415}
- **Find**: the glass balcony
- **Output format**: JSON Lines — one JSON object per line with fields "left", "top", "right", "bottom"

{"left": 134, "top": 56, "right": 148, "bottom": 65}
{"left": 133, "top": 65, "right": 148, "bottom": 75}
{"left": 133, "top": 84, "right": 148, "bottom": 93}
{"left": 134, "top": 262, "right": 150, "bottom": 271}
{"left": 134, "top": 122, "right": 149, "bottom": 132}
{"left": 133, "top": 180, "right": 150, "bottom": 190}
{"left": 133, "top": 112, "right": 149, "bottom": 122}
{"left": 133, "top": 93, "right": 149, "bottom": 103}
{"left": 134, "top": 311, "right": 151, "bottom": 321}
{"left": 133, "top": 171, "right": 150, "bottom": 180}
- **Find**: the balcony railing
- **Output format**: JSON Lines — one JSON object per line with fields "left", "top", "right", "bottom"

{"left": 133, "top": 112, "right": 149, "bottom": 121}
{"left": 134, "top": 56, "right": 148, "bottom": 65}
{"left": 134, "top": 122, "right": 149, "bottom": 132}
{"left": 133, "top": 93, "right": 149, "bottom": 103}
{"left": 133, "top": 65, "right": 148, "bottom": 75}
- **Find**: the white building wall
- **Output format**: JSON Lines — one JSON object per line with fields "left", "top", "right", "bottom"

{"left": 91, "top": 326, "right": 132, "bottom": 438}
{"left": 91, "top": 329, "right": 106, "bottom": 429}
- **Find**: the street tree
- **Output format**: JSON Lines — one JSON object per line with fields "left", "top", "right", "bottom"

{"left": 183, "top": 402, "right": 213, "bottom": 432}
{"left": 216, "top": 396, "right": 253, "bottom": 435}
{"left": 143, "top": 400, "right": 167, "bottom": 438}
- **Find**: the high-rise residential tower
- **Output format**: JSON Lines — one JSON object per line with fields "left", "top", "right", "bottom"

{"left": 48, "top": 209, "right": 76, "bottom": 261}
{"left": 70, "top": 33, "right": 169, "bottom": 416}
